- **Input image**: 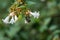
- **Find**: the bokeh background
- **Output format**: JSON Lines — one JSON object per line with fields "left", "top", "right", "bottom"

{"left": 0, "top": 0, "right": 60, "bottom": 40}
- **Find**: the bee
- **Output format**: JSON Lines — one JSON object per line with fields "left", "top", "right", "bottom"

{"left": 25, "top": 10, "right": 31, "bottom": 23}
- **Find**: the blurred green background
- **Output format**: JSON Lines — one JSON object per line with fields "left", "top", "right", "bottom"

{"left": 0, "top": 0, "right": 60, "bottom": 40}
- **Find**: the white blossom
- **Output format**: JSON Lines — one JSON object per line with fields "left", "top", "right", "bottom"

{"left": 15, "top": 15, "right": 18, "bottom": 22}
{"left": 9, "top": 16, "right": 15, "bottom": 24}
{"left": 25, "top": 20, "right": 28, "bottom": 24}
{"left": 2, "top": 11, "right": 18, "bottom": 24}
{"left": 30, "top": 11, "right": 40, "bottom": 18}
{"left": 2, "top": 16, "right": 10, "bottom": 24}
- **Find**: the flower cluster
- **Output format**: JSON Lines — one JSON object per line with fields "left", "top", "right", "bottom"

{"left": 2, "top": 12, "right": 18, "bottom": 24}
{"left": 2, "top": 0, "right": 40, "bottom": 24}
{"left": 25, "top": 10, "right": 40, "bottom": 24}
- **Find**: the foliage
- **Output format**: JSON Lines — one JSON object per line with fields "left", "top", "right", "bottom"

{"left": 0, "top": 0, "right": 60, "bottom": 40}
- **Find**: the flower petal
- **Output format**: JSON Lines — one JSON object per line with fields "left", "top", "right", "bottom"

{"left": 30, "top": 11, "right": 40, "bottom": 18}
{"left": 15, "top": 15, "right": 18, "bottom": 22}
{"left": 9, "top": 16, "right": 15, "bottom": 24}
{"left": 25, "top": 20, "right": 28, "bottom": 24}
{"left": 2, "top": 16, "right": 10, "bottom": 24}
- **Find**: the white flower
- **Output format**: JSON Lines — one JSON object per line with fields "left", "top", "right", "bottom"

{"left": 2, "top": 16, "right": 10, "bottom": 24}
{"left": 15, "top": 15, "right": 18, "bottom": 22}
{"left": 9, "top": 15, "right": 18, "bottom": 24}
{"left": 2, "top": 12, "right": 18, "bottom": 24}
{"left": 9, "top": 16, "right": 15, "bottom": 24}
{"left": 25, "top": 20, "right": 28, "bottom": 24}
{"left": 30, "top": 11, "right": 40, "bottom": 18}
{"left": 9, "top": 12, "right": 18, "bottom": 24}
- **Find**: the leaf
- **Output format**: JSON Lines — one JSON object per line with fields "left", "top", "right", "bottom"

{"left": 26, "top": 1, "right": 36, "bottom": 6}
{"left": 6, "top": 24, "right": 21, "bottom": 38}
{"left": 49, "top": 25, "right": 57, "bottom": 31}
{"left": 19, "top": 5, "right": 26, "bottom": 9}
{"left": 39, "top": 17, "right": 51, "bottom": 32}
{"left": 52, "top": 30, "right": 60, "bottom": 35}
{"left": 47, "top": 1, "right": 57, "bottom": 9}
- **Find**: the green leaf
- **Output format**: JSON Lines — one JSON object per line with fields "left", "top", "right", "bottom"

{"left": 49, "top": 25, "right": 57, "bottom": 31}
{"left": 52, "top": 30, "right": 60, "bottom": 35}
{"left": 6, "top": 24, "right": 21, "bottom": 38}
{"left": 39, "top": 17, "right": 51, "bottom": 32}
{"left": 26, "top": 1, "right": 36, "bottom": 6}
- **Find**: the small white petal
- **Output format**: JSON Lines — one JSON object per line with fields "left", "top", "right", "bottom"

{"left": 25, "top": 20, "right": 28, "bottom": 24}
{"left": 9, "top": 16, "right": 15, "bottom": 24}
{"left": 36, "top": 12, "right": 40, "bottom": 18}
{"left": 2, "top": 16, "right": 10, "bottom": 24}
{"left": 30, "top": 11, "right": 40, "bottom": 18}
{"left": 15, "top": 15, "right": 18, "bottom": 22}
